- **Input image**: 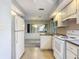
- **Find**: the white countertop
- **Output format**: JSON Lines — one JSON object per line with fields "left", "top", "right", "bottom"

{"left": 66, "top": 40, "right": 79, "bottom": 46}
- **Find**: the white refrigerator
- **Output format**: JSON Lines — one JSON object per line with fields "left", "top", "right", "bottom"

{"left": 15, "top": 15, "right": 25, "bottom": 59}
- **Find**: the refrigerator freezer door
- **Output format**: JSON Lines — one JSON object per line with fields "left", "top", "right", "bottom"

{"left": 15, "top": 15, "right": 24, "bottom": 31}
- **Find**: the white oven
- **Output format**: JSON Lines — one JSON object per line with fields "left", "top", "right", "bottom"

{"left": 53, "top": 36, "right": 66, "bottom": 59}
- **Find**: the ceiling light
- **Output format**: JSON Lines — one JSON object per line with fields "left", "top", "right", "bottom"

{"left": 47, "top": 0, "right": 54, "bottom": 4}
{"left": 50, "top": 12, "right": 58, "bottom": 17}
{"left": 11, "top": 11, "right": 16, "bottom": 15}
{"left": 58, "top": 12, "right": 62, "bottom": 15}
{"left": 39, "top": 8, "right": 44, "bottom": 10}
{"left": 32, "top": 25, "right": 38, "bottom": 28}
{"left": 33, "top": 0, "right": 37, "bottom": 3}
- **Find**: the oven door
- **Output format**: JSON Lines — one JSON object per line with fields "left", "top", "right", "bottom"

{"left": 54, "top": 37, "right": 65, "bottom": 59}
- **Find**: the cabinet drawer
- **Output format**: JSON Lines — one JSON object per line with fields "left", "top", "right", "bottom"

{"left": 66, "top": 42, "right": 78, "bottom": 55}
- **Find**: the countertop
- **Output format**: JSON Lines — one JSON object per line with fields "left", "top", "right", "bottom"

{"left": 66, "top": 40, "right": 79, "bottom": 46}
{"left": 40, "top": 33, "right": 66, "bottom": 36}
{"left": 40, "top": 34, "right": 53, "bottom": 36}
{"left": 53, "top": 35, "right": 79, "bottom": 46}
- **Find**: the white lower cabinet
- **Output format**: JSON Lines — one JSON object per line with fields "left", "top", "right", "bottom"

{"left": 67, "top": 50, "right": 77, "bottom": 59}
{"left": 52, "top": 37, "right": 53, "bottom": 50}
{"left": 66, "top": 42, "right": 78, "bottom": 59}
{"left": 40, "top": 36, "right": 52, "bottom": 49}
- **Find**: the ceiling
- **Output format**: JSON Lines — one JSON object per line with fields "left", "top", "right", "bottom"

{"left": 14, "top": 0, "right": 59, "bottom": 20}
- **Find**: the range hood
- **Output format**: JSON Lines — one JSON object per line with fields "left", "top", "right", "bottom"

{"left": 63, "top": 18, "right": 77, "bottom": 25}
{"left": 62, "top": 13, "right": 77, "bottom": 21}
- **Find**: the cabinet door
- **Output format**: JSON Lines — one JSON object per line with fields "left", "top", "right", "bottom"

{"left": 61, "top": 0, "right": 76, "bottom": 20}
{"left": 77, "top": 0, "right": 79, "bottom": 24}
{"left": 56, "top": 14, "right": 64, "bottom": 27}
{"left": 52, "top": 38, "right": 53, "bottom": 50}
{"left": 61, "top": 5, "right": 68, "bottom": 19}
{"left": 40, "top": 36, "right": 52, "bottom": 49}
{"left": 67, "top": 0, "right": 76, "bottom": 16}
{"left": 53, "top": 36, "right": 55, "bottom": 50}
{"left": 77, "top": 0, "right": 79, "bottom": 11}
{"left": 67, "top": 50, "right": 77, "bottom": 59}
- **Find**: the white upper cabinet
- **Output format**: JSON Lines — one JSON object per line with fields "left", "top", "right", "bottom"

{"left": 54, "top": 12, "right": 66, "bottom": 27}
{"left": 67, "top": 0, "right": 76, "bottom": 16}
{"left": 61, "top": 0, "right": 76, "bottom": 20}
{"left": 57, "top": 14, "right": 64, "bottom": 27}
{"left": 59, "top": 0, "right": 79, "bottom": 25}
{"left": 53, "top": 0, "right": 76, "bottom": 27}
{"left": 77, "top": 0, "right": 79, "bottom": 11}
{"left": 66, "top": 42, "right": 79, "bottom": 59}
{"left": 61, "top": 6, "right": 68, "bottom": 20}
{"left": 53, "top": 0, "right": 79, "bottom": 26}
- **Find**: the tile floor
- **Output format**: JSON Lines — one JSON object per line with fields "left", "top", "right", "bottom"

{"left": 21, "top": 48, "right": 54, "bottom": 59}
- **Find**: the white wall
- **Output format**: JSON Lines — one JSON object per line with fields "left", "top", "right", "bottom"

{"left": 0, "top": 0, "right": 11, "bottom": 59}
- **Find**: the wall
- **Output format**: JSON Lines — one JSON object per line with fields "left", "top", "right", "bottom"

{"left": 67, "top": 24, "right": 79, "bottom": 30}
{"left": 0, "top": 0, "right": 11, "bottom": 59}
{"left": 57, "top": 27, "right": 67, "bottom": 35}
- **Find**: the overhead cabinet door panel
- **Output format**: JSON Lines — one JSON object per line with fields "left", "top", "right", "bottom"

{"left": 77, "top": 0, "right": 79, "bottom": 11}
{"left": 67, "top": 0, "right": 76, "bottom": 16}
{"left": 61, "top": 6, "right": 68, "bottom": 19}
{"left": 61, "top": 0, "right": 76, "bottom": 19}
{"left": 77, "top": 0, "right": 79, "bottom": 24}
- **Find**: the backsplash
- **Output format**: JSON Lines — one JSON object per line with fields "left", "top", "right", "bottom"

{"left": 57, "top": 24, "right": 79, "bottom": 35}
{"left": 67, "top": 24, "right": 79, "bottom": 30}
{"left": 57, "top": 27, "right": 67, "bottom": 35}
